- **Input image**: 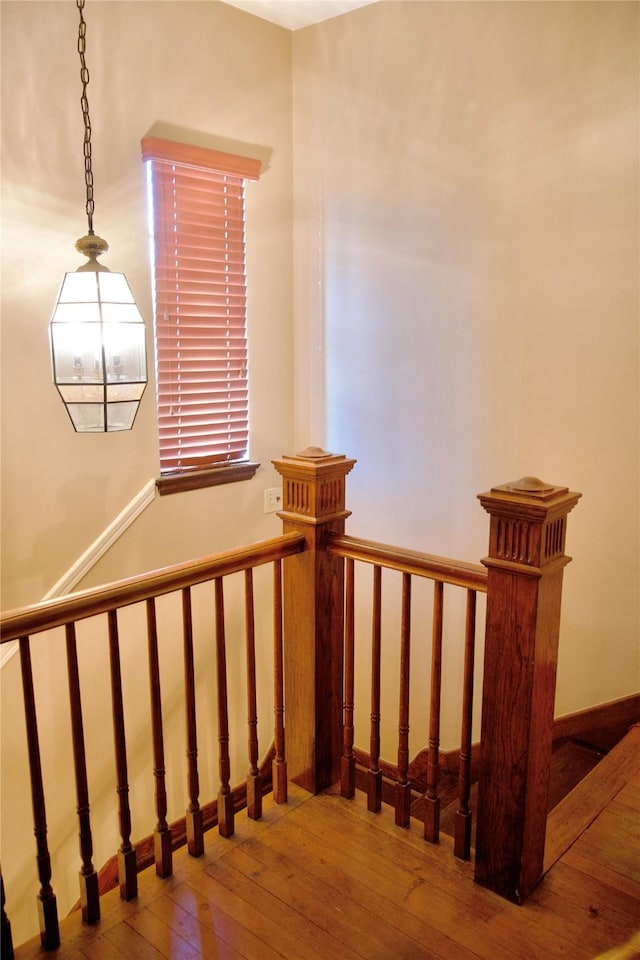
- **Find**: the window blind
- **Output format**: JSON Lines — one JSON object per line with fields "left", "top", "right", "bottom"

{"left": 141, "top": 137, "right": 261, "bottom": 475}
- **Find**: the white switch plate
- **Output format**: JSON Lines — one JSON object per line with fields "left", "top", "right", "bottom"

{"left": 264, "top": 487, "right": 282, "bottom": 513}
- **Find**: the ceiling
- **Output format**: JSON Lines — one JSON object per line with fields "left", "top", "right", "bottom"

{"left": 222, "top": 0, "right": 379, "bottom": 31}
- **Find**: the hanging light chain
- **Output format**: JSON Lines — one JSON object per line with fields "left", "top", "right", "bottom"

{"left": 77, "top": 0, "right": 94, "bottom": 235}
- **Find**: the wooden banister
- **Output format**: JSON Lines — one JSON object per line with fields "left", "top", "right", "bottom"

{"left": 474, "top": 476, "right": 581, "bottom": 903}
{"left": 0, "top": 533, "right": 305, "bottom": 643}
{"left": 2, "top": 531, "right": 305, "bottom": 946}
{"left": 1, "top": 451, "right": 584, "bottom": 950}
{"left": 327, "top": 534, "right": 488, "bottom": 592}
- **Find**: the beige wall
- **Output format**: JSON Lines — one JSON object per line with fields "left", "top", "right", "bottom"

{"left": 1, "top": 0, "right": 294, "bottom": 609}
{"left": 292, "top": 0, "right": 639, "bottom": 720}
{"left": 1, "top": 0, "right": 294, "bottom": 943}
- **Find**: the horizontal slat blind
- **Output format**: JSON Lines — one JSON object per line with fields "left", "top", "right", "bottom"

{"left": 141, "top": 137, "right": 261, "bottom": 474}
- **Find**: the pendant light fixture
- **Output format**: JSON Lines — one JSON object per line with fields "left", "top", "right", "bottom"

{"left": 49, "top": 0, "right": 147, "bottom": 433}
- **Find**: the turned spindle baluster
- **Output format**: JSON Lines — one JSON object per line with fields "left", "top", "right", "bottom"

{"left": 146, "top": 599, "right": 172, "bottom": 877}
{"left": 454, "top": 590, "right": 477, "bottom": 861}
{"left": 182, "top": 587, "right": 204, "bottom": 857}
{"left": 107, "top": 611, "right": 137, "bottom": 901}
{"left": 395, "top": 574, "right": 412, "bottom": 828}
{"left": 65, "top": 623, "right": 100, "bottom": 923}
{"left": 424, "top": 580, "right": 443, "bottom": 843}
{"left": 272, "top": 559, "right": 287, "bottom": 803}
{"left": 19, "top": 636, "right": 60, "bottom": 948}
{"left": 341, "top": 558, "right": 356, "bottom": 798}
{"left": 215, "top": 578, "right": 234, "bottom": 838}
{"left": 244, "top": 569, "right": 263, "bottom": 820}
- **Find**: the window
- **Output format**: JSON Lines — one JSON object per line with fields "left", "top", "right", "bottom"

{"left": 141, "top": 137, "right": 261, "bottom": 494}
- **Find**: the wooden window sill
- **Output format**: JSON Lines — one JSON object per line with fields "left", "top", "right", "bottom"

{"left": 156, "top": 461, "right": 260, "bottom": 496}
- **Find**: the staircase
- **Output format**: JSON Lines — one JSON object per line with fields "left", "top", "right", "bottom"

{"left": 437, "top": 736, "right": 605, "bottom": 844}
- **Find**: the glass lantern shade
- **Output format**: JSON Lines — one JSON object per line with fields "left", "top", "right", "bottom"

{"left": 50, "top": 268, "right": 147, "bottom": 432}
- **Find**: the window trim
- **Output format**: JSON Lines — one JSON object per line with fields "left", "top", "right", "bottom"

{"left": 141, "top": 136, "right": 261, "bottom": 495}
{"left": 156, "top": 460, "right": 259, "bottom": 496}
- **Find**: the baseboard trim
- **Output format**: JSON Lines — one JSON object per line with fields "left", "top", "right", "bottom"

{"left": 407, "top": 693, "right": 640, "bottom": 787}
{"left": 551, "top": 693, "right": 640, "bottom": 753}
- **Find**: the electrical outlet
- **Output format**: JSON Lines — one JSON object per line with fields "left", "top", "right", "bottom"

{"left": 264, "top": 487, "right": 282, "bottom": 514}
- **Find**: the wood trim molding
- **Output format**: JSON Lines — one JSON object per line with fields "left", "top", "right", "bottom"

{"left": 0, "top": 480, "right": 156, "bottom": 669}
{"left": 405, "top": 693, "right": 640, "bottom": 790}
{"left": 156, "top": 462, "right": 259, "bottom": 496}
{"left": 550, "top": 694, "right": 640, "bottom": 753}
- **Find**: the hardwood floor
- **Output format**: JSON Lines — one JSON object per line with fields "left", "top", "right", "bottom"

{"left": 14, "top": 734, "right": 640, "bottom": 960}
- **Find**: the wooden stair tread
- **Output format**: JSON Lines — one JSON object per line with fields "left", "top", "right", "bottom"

{"left": 543, "top": 724, "right": 640, "bottom": 873}
{"left": 546, "top": 740, "right": 604, "bottom": 810}
{"left": 437, "top": 738, "right": 604, "bottom": 844}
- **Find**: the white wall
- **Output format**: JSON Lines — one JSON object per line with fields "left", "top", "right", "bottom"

{"left": 292, "top": 0, "right": 639, "bottom": 723}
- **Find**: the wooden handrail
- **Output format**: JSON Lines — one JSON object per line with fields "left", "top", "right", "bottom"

{"left": 0, "top": 533, "right": 305, "bottom": 642}
{"left": 327, "top": 534, "right": 488, "bottom": 591}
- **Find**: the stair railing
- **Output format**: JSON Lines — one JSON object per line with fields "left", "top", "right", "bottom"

{"left": 0, "top": 532, "right": 305, "bottom": 952}
{"left": 327, "top": 534, "right": 487, "bottom": 861}
{"left": 273, "top": 450, "right": 581, "bottom": 905}
{"left": 1, "top": 448, "right": 581, "bottom": 955}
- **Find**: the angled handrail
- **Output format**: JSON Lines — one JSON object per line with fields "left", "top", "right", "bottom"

{"left": 1, "top": 533, "right": 305, "bottom": 643}
{"left": 1, "top": 531, "right": 306, "bottom": 951}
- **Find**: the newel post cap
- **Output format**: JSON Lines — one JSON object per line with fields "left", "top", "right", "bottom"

{"left": 478, "top": 476, "right": 581, "bottom": 519}
{"left": 478, "top": 475, "right": 581, "bottom": 569}
{"left": 272, "top": 447, "right": 356, "bottom": 524}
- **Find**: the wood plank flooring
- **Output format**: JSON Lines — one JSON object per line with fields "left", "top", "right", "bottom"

{"left": 14, "top": 750, "right": 640, "bottom": 960}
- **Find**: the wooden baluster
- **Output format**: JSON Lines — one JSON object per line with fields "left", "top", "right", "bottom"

{"left": 454, "top": 589, "right": 477, "bottom": 860}
{"left": 341, "top": 558, "right": 356, "bottom": 798}
{"left": 272, "top": 559, "right": 287, "bottom": 803}
{"left": 182, "top": 587, "right": 204, "bottom": 857}
{"left": 1, "top": 869, "right": 13, "bottom": 960}
{"left": 65, "top": 623, "right": 100, "bottom": 924}
{"left": 146, "top": 600, "right": 172, "bottom": 877}
{"left": 244, "top": 569, "right": 262, "bottom": 820}
{"left": 424, "top": 580, "right": 443, "bottom": 843}
{"left": 107, "top": 611, "right": 137, "bottom": 900}
{"left": 368, "top": 565, "right": 383, "bottom": 813}
{"left": 215, "top": 578, "right": 234, "bottom": 838}
{"left": 396, "top": 573, "right": 412, "bottom": 827}
{"left": 18, "top": 636, "right": 60, "bottom": 949}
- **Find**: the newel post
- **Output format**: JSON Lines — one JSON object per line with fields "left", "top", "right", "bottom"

{"left": 272, "top": 447, "right": 356, "bottom": 794}
{"left": 474, "top": 476, "right": 581, "bottom": 903}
